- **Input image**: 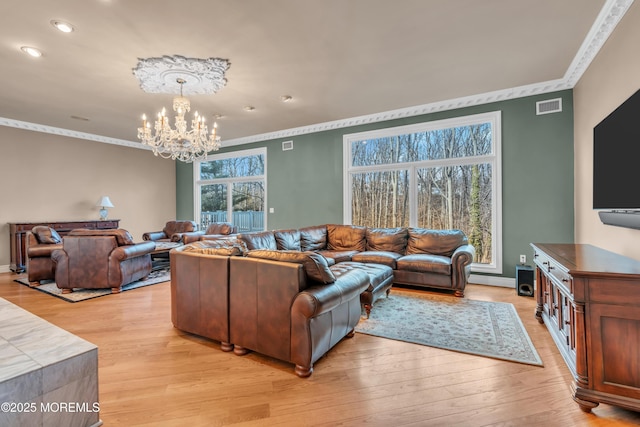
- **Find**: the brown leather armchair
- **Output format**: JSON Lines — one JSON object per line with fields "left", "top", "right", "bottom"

{"left": 51, "top": 229, "right": 155, "bottom": 294}
{"left": 26, "top": 226, "right": 63, "bottom": 286}
{"left": 142, "top": 220, "right": 198, "bottom": 243}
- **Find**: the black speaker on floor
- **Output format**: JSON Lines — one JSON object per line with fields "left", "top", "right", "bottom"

{"left": 516, "top": 265, "right": 534, "bottom": 297}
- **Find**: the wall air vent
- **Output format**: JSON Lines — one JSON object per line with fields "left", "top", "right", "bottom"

{"left": 536, "top": 98, "right": 562, "bottom": 115}
{"left": 282, "top": 140, "right": 293, "bottom": 151}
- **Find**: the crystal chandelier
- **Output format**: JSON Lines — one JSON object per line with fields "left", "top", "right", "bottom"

{"left": 137, "top": 78, "right": 220, "bottom": 162}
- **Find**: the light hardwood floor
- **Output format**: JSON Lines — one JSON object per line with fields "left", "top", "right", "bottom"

{"left": 1, "top": 272, "right": 639, "bottom": 426}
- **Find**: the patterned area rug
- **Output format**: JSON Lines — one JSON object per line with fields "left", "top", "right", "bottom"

{"left": 14, "top": 267, "right": 170, "bottom": 303}
{"left": 356, "top": 290, "right": 543, "bottom": 366}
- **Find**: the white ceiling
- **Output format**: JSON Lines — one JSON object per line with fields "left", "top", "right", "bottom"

{"left": 0, "top": 0, "right": 629, "bottom": 149}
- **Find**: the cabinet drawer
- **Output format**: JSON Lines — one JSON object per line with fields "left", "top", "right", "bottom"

{"left": 52, "top": 222, "right": 94, "bottom": 230}
{"left": 97, "top": 221, "right": 118, "bottom": 229}
{"left": 534, "top": 250, "right": 572, "bottom": 293}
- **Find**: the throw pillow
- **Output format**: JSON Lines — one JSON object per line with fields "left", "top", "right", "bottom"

{"left": 32, "top": 226, "right": 62, "bottom": 244}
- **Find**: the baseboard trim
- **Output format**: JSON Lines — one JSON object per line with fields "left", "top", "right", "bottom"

{"left": 0, "top": 265, "right": 11, "bottom": 274}
{"left": 470, "top": 274, "right": 515, "bottom": 288}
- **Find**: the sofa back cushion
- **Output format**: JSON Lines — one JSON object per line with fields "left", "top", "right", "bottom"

{"left": 327, "top": 224, "right": 366, "bottom": 252}
{"left": 365, "top": 227, "right": 408, "bottom": 253}
{"left": 164, "top": 220, "right": 197, "bottom": 236}
{"left": 247, "top": 250, "right": 336, "bottom": 284}
{"left": 205, "top": 222, "right": 237, "bottom": 235}
{"left": 68, "top": 228, "right": 135, "bottom": 246}
{"left": 405, "top": 228, "right": 468, "bottom": 257}
{"left": 299, "top": 225, "right": 327, "bottom": 251}
{"left": 238, "top": 231, "right": 277, "bottom": 250}
{"left": 274, "top": 229, "right": 301, "bottom": 251}
{"left": 32, "top": 226, "right": 62, "bottom": 244}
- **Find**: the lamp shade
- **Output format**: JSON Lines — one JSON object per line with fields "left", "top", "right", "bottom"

{"left": 96, "top": 196, "right": 114, "bottom": 208}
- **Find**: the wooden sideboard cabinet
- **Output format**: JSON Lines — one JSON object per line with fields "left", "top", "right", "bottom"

{"left": 9, "top": 220, "right": 120, "bottom": 273}
{"left": 531, "top": 243, "right": 640, "bottom": 413}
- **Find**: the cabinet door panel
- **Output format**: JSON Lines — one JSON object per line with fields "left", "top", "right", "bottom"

{"left": 589, "top": 304, "right": 640, "bottom": 397}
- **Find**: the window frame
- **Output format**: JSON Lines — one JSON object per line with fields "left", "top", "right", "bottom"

{"left": 343, "top": 111, "right": 502, "bottom": 274}
{"left": 194, "top": 147, "right": 268, "bottom": 231}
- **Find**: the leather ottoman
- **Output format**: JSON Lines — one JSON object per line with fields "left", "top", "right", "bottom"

{"left": 330, "top": 261, "right": 394, "bottom": 318}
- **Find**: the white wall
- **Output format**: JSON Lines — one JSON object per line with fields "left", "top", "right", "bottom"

{"left": 574, "top": 1, "right": 640, "bottom": 260}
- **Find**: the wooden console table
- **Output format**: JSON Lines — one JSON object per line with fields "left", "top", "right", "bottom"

{"left": 531, "top": 243, "right": 640, "bottom": 412}
{"left": 8, "top": 219, "right": 119, "bottom": 273}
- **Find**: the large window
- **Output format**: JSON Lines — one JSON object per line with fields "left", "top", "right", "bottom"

{"left": 344, "top": 112, "right": 501, "bottom": 273}
{"left": 195, "top": 148, "right": 266, "bottom": 232}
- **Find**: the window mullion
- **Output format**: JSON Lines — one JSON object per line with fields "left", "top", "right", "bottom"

{"left": 409, "top": 165, "right": 418, "bottom": 228}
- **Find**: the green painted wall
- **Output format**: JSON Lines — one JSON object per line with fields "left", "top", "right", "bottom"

{"left": 176, "top": 90, "right": 575, "bottom": 278}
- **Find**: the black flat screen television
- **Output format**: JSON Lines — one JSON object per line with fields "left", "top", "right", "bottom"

{"left": 593, "top": 88, "right": 640, "bottom": 209}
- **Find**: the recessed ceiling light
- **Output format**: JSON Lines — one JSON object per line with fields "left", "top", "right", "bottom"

{"left": 243, "top": 106, "right": 256, "bottom": 112}
{"left": 280, "top": 95, "right": 293, "bottom": 103}
{"left": 20, "top": 46, "right": 42, "bottom": 57}
{"left": 51, "top": 20, "right": 75, "bottom": 33}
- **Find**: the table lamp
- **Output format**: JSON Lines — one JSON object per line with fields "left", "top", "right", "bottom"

{"left": 97, "top": 196, "right": 114, "bottom": 220}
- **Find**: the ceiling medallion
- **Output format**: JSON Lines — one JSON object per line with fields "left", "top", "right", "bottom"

{"left": 132, "top": 55, "right": 230, "bottom": 95}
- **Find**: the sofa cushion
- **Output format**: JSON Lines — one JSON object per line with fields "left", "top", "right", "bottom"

{"left": 397, "top": 254, "right": 452, "bottom": 275}
{"left": 299, "top": 225, "right": 327, "bottom": 251}
{"left": 186, "top": 246, "right": 242, "bottom": 256}
{"left": 238, "top": 231, "right": 277, "bottom": 250}
{"left": 365, "top": 227, "right": 408, "bottom": 253}
{"left": 182, "top": 238, "right": 247, "bottom": 256}
{"left": 164, "top": 220, "right": 197, "bottom": 236}
{"left": 247, "top": 250, "right": 336, "bottom": 284}
{"left": 32, "top": 226, "right": 62, "bottom": 244}
{"left": 351, "top": 251, "right": 402, "bottom": 269}
{"left": 67, "top": 228, "right": 135, "bottom": 246}
{"left": 327, "top": 224, "right": 366, "bottom": 251}
{"left": 332, "top": 261, "right": 394, "bottom": 292}
{"left": 274, "top": 229, "right": 301, "bottom": 251}
{"left": 405, "top": 228, "right": 468, "bottom": 256}
{"left": 205, "top": 222, "right": 236, "bottom": 235}
{"left": 317, "top": 250, "right": 359, "bottom": 264}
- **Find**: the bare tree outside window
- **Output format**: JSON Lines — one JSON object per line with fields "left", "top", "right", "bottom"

{"left": 346, "top": 113, "right": 500, "bottom": 269}
{"left": 196, "top": 149, "right": 266, "bottom": 231}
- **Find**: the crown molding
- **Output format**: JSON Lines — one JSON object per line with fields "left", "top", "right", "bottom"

{"left": 0, "top": 0, "right": 633, "bottom": 150}
{"left": 563, "top": 0, "right": 634, "bottom": 87}
{"left": 0, "top": 117, "right": 147, "bottom": 150}
{"left": 221, "top": 78, "right": 572, "bottom": 147}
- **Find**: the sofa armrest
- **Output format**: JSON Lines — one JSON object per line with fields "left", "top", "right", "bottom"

{"left": 292, "top": 269, "right": 369, "bottom": 319}
{"left": 181, "top": 231, "right": 205, "bottom": 244}
{"left": 110, "top": 241, "right": 156, "bottom": 261}
{"left": 142, "top": 231, "right": 167, "bottom": 241}
{"left": 451, "top": 243, "right": 475, "bottom": 289}
{"left": 452, "top": 243, "right": 475, "bottom": 266}
{"left": 27, "top": 243, "right": 63, "bottom": 257}
{"left": 170, "top": 232, "right": 189, "bottom": 243}
{"left": 51, "top": 249, "right": 69, "bottom": 287}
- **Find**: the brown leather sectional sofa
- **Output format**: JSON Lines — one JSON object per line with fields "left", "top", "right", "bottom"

{"left": 170, "top": 223, "right": 475, "bottom": 377}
